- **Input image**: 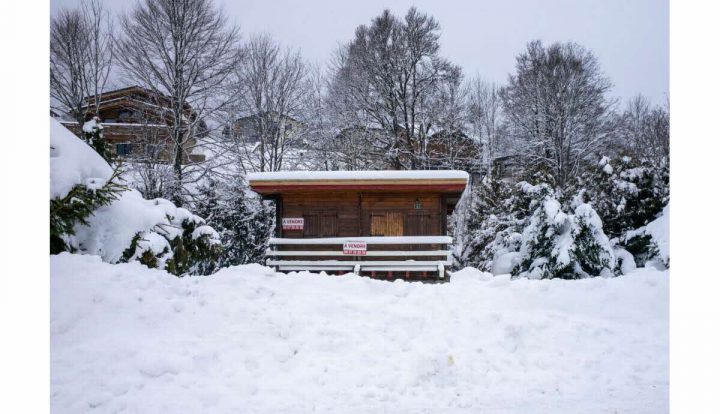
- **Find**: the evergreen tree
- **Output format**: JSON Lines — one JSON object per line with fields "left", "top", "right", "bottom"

{"left": 194, "top": 176, "right": 275, "bottom": 269}
{"left": 82, "top": 116, "right": 110, "bottom": 161}
{"left": 50, "top": 166, "right": 126, "bottom": 253}
{"left": 120, "top": 215, "right": 223, "bottom": 276}
{"left": 455, "top": 171, "right": 553, "bottom": 271}
{"left": 571, "top": 155, "right": 668, "bottom": 239}
{"left": 512, "top": 196, "right": 615, "bottom": 279}
{"left": 571, "top": 203, "right": 616, "bottom": 276}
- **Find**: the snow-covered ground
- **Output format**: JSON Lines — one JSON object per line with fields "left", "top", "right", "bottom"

{"left": 51, "top": 253, "right": 668, "bottom": 413}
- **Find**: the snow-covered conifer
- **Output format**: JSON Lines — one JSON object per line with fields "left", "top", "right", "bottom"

{"left": 193, "top": 175, "right": 275, "bottom": 269}
{"left": 82, "top": 116, "right": 109, "bottom": 161}
{"left": 512, "top": 197, "right": 615, "bottom": 279}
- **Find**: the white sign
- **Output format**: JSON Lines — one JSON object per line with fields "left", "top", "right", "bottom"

{"left": 343, "top": 241, "right": 367, "bottom": 256}
{"left": 282, "top": 218, "right": 304, "bottom": 230}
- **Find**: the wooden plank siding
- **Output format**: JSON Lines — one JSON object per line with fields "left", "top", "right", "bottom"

{"left": 279, "top": 191, "right": 443, "bottom": 239}
{"left": 281, "top": 192, "right": 361, "bottom": 238}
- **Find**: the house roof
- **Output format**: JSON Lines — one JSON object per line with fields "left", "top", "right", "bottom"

{"left": 82, "top": 85, "right": 195, "bottom": 115}
{"left": 232, "top": 112, "right": 302, "bottom": 125}
{"left": 247, "top": 170, "right": 469, "bottom": 194}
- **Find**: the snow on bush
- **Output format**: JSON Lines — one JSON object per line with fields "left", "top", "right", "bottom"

{"left": 193, "top": 176, "right": 275, "bottom": 268}
{"left": 621, "top": 205, "right": 669, "bottom": 268}
{"left": 455, "top": 156, "right": 668, "bottom": 276}
{"left": 51, "top": 253, "right": 668, "bottom": 413}
{"left": 513, "top": 196, "right": 615, "bottom": 279}
{"left": 574, "top": 155, "right": 668, "bottom": 239}
{"left": 50, "top": 118, "right": 112, "bottom": 200}
{"left": 50, "top": 118, "right": 221, "bottom": 275}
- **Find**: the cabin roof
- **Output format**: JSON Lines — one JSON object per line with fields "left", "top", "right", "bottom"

{"left": 247, "top": 170, "right": 468, "bottom": 195}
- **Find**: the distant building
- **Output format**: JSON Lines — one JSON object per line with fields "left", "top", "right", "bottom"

{"left": 492, "top": 154, "right": 524, "bottom": 183}
{"left": 223, "top": 112, "right": 305, "bottom": 146}
{"left": 60, "top": 86, "right": 206, "bottom": 163}
{"left": 427, "top": 130, "right": 481, "bottom": 172}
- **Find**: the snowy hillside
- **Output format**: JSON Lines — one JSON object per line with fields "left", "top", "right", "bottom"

{"left": 51, "top": 253, "right": 668, "bottom": 413}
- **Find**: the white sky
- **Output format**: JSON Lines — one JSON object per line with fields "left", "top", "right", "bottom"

{"left": 51, "top": 0, "right": 668, "bottom": 106}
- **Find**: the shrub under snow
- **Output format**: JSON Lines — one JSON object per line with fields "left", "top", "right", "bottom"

{"left": 621, "top": 205, "right": 669, "bottom": 269}
{"left": 455, "top": 154, "right": 668, "bottom": 277}
{"left": 50, "top": 118, "right": 221, "bottom": 275}
{"left": 513, "top": 196, "right": 615, "bottom": 279}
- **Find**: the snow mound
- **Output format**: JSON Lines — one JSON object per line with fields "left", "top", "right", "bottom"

{"left": 52, "top": 253, "right": 668, "bottom": 413}
{"left": 50, "top": 117, "right": 112, "bottom": 199}
{"left": 449, "top": 267, "right": 493, "bottom": 282}
{"left": 645, "top": 205, "right": 669, "bottom": 264}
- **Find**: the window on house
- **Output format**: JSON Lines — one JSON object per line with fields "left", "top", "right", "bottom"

{"left": 320, "top": 213, "right": 338, "bottom": 237}
{"left": 303, "top": 214, "right": 320, "bottom": 237}
{"left": 118, "top": 110, "right": 135, "bottom": 122}
{"left": 302, "top": 213, "right": 338, "bottom": 237}
{"left": 116, "top": 143, "right": 134, "bottom": 157}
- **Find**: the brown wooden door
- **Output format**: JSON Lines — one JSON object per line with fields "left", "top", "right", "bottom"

{"left": 370, "top": 211, "right": 404, "bottom": 236}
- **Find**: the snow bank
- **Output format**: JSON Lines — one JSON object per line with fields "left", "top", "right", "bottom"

{"left": 51, "top": 253, "right": 668, "bottom": 413}
{"left": 645, "top": 205, "right": 669, "bottom": 264}
{"left": 50, "top": 118, "right": 112, "bottom": 199}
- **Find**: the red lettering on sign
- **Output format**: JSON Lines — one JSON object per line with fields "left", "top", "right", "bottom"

{"left": 343, "top": 241, "right": 367, "bottom": 255}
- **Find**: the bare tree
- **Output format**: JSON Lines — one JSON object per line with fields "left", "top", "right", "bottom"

{"left": 228, "top": 34, "right": 310, "bottom": 172}
{"left": 117, "top": 0, "right": 240, "bottom": 206}
{"left": 422, "top": 73, "right": 481, "bottom": 171}
{"left": 82, "top": 0, "right": 114, "bottom": 118}
{"left": 328, "top": 8, "right": 462, "bottom": 170}
{"left": 467, "top": 77, "right": 503, "bottom": 175}
{"left": 50, "top": 0, "right": 113, "bottom": 125}
{"left": 500, "top": 40, "right": 615, "bottom": 189}
{"left": 617, "top": 94, "right": 669, "bottom": 164}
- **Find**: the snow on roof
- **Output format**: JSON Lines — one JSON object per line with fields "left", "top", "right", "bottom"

{"left": 247, "top": 170, "right": 469, "bottom": 182}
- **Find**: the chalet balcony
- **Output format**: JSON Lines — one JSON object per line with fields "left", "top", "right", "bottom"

{"left": 59, "top": 121, "right": 206, "bottom": 163}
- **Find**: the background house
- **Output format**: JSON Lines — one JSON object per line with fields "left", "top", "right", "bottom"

{"left": 223, "top": 112, "right": 305, "bottom": 146}
{"left": 61, "top": 86, "right": 206, "bottom": 163}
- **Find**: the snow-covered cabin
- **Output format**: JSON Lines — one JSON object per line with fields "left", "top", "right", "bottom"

{"left": 248, "top": 170, "right": 469, "bottom": 280}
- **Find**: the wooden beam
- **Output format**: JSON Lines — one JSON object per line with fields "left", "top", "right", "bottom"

{"left": 267, "top": 259, "right": 452, "bottom": 266}
{"left": 269, "top": 236, "right": 452, "bottom": 245}
{"left": 266, "top": 250, "right": 450, "bottom": 257}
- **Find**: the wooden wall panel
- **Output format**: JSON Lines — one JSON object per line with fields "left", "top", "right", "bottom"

{"left": 278, "top": 191, "right": 445, "bottom": 238}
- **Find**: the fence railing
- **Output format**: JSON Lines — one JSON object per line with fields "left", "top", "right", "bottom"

{"left": 266, "top": 236, "right": 452, "bottom": 278}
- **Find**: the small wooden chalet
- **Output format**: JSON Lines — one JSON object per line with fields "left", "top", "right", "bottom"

{"left": 247, "top": 170, "right": 469, "bottom": 280}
